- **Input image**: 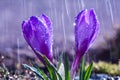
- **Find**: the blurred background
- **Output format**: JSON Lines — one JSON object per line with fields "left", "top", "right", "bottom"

{"left": 0, "top": 0, "right": 120, "bottom": 79}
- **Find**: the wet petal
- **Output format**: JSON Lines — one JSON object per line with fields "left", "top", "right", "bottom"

{"left": 75, "top": 9, "right": 99, "bottom": 55}
{"left": 22, "top": 14, "right": 53, "bottom": 62}
{"left": 71, "top": 9, "right": 99, "bottom": 77}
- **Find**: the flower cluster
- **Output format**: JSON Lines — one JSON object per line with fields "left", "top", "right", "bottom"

{"left": 22, "top": 9, "right": 99, "bottom": 80}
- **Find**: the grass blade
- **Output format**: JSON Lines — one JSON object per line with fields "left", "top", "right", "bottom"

{"left": 37, "top": 69, "right": 49, "bottom": 80}
{"left": 63, "top": 53, "right": 70, "bottom": 80}
{"left": 43, "top": 56, "right": 57, "bottom": 80}
{"left": 43, "top": 56, "right": 62, "bottom": 80}
{"left": 79, "top": 57, "right": 85, "bottom": 80}
{"left": 23, "top": 64, "right": 44, "bottom": 80}
{"left": 57, "top": 56, "right": 62, "bottom": 71}
{"left": 33, "top": 66, "right": 49, "bottom": 80}
{"left": 32, "top": 50, "right": 62, "bottom": 80}
{"left": 84, "top": 63, "right": 93, "bottom": 80}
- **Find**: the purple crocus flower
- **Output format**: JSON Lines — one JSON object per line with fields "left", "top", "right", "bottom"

{"left": 71, "top": 9, "right": 99, "bottom": 77}
{"left": 22, "top": 14, "right": 53, "bottom": 62}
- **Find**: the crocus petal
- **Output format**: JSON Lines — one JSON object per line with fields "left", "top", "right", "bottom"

{"left": 22, "top": 14, "right": 53, "bottom": 62}
{"left": 75, "top": 9, "right": 99, "bottom": 52}
{"left": 71, "top": 9, "right": 99, "bottom": 77}
{"left": 40, "top": 14, "right": 52, "bottom": 31}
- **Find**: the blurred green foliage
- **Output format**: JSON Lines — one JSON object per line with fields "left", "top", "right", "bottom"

{"left": 92, "top": 61, "right": 120, "bottom": 76}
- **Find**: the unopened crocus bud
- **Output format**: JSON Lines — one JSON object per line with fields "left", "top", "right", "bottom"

{"left": 71, "top": 9, "right": 99, "bottom": 77}
{"left": 22, "top": 14, "right": 53, "bottom": 62}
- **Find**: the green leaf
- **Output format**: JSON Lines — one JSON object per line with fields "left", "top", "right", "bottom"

{"left": 63, "top": 53, "right": 70, "bottom": 80}
{"left": 43, "top": 56, "right": 62, "bottom": 80}
{"left": 57, "top": 60, "right": 62, "bottom": 71}
{"left": 58, "top": 63, "right": 65, "bottom": 79}
{"left": 84, "top": 63, "right": 93, "bottom": 80}
{"left": 28, "top": 61, "right": 49, "bottom": 80}
{"left": 28, "top": 50, "right": 62, "bottom": 80}
{"left": 43, "top": 56, "right": 57, "bottom": 80}
{"left": 79, "top": 57, "right": 85, "bottom": 80}
{"left": 57, "top": 55, "right": 62, "bottom": 71}
{"left": 22, "top": 64, "right": 44, "bottom": 80}
{"left": 37, "top": 69, "right": 49, "bottom": 80}
{"left": 34, "top": 66, "right": 49, "bottom": 80}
